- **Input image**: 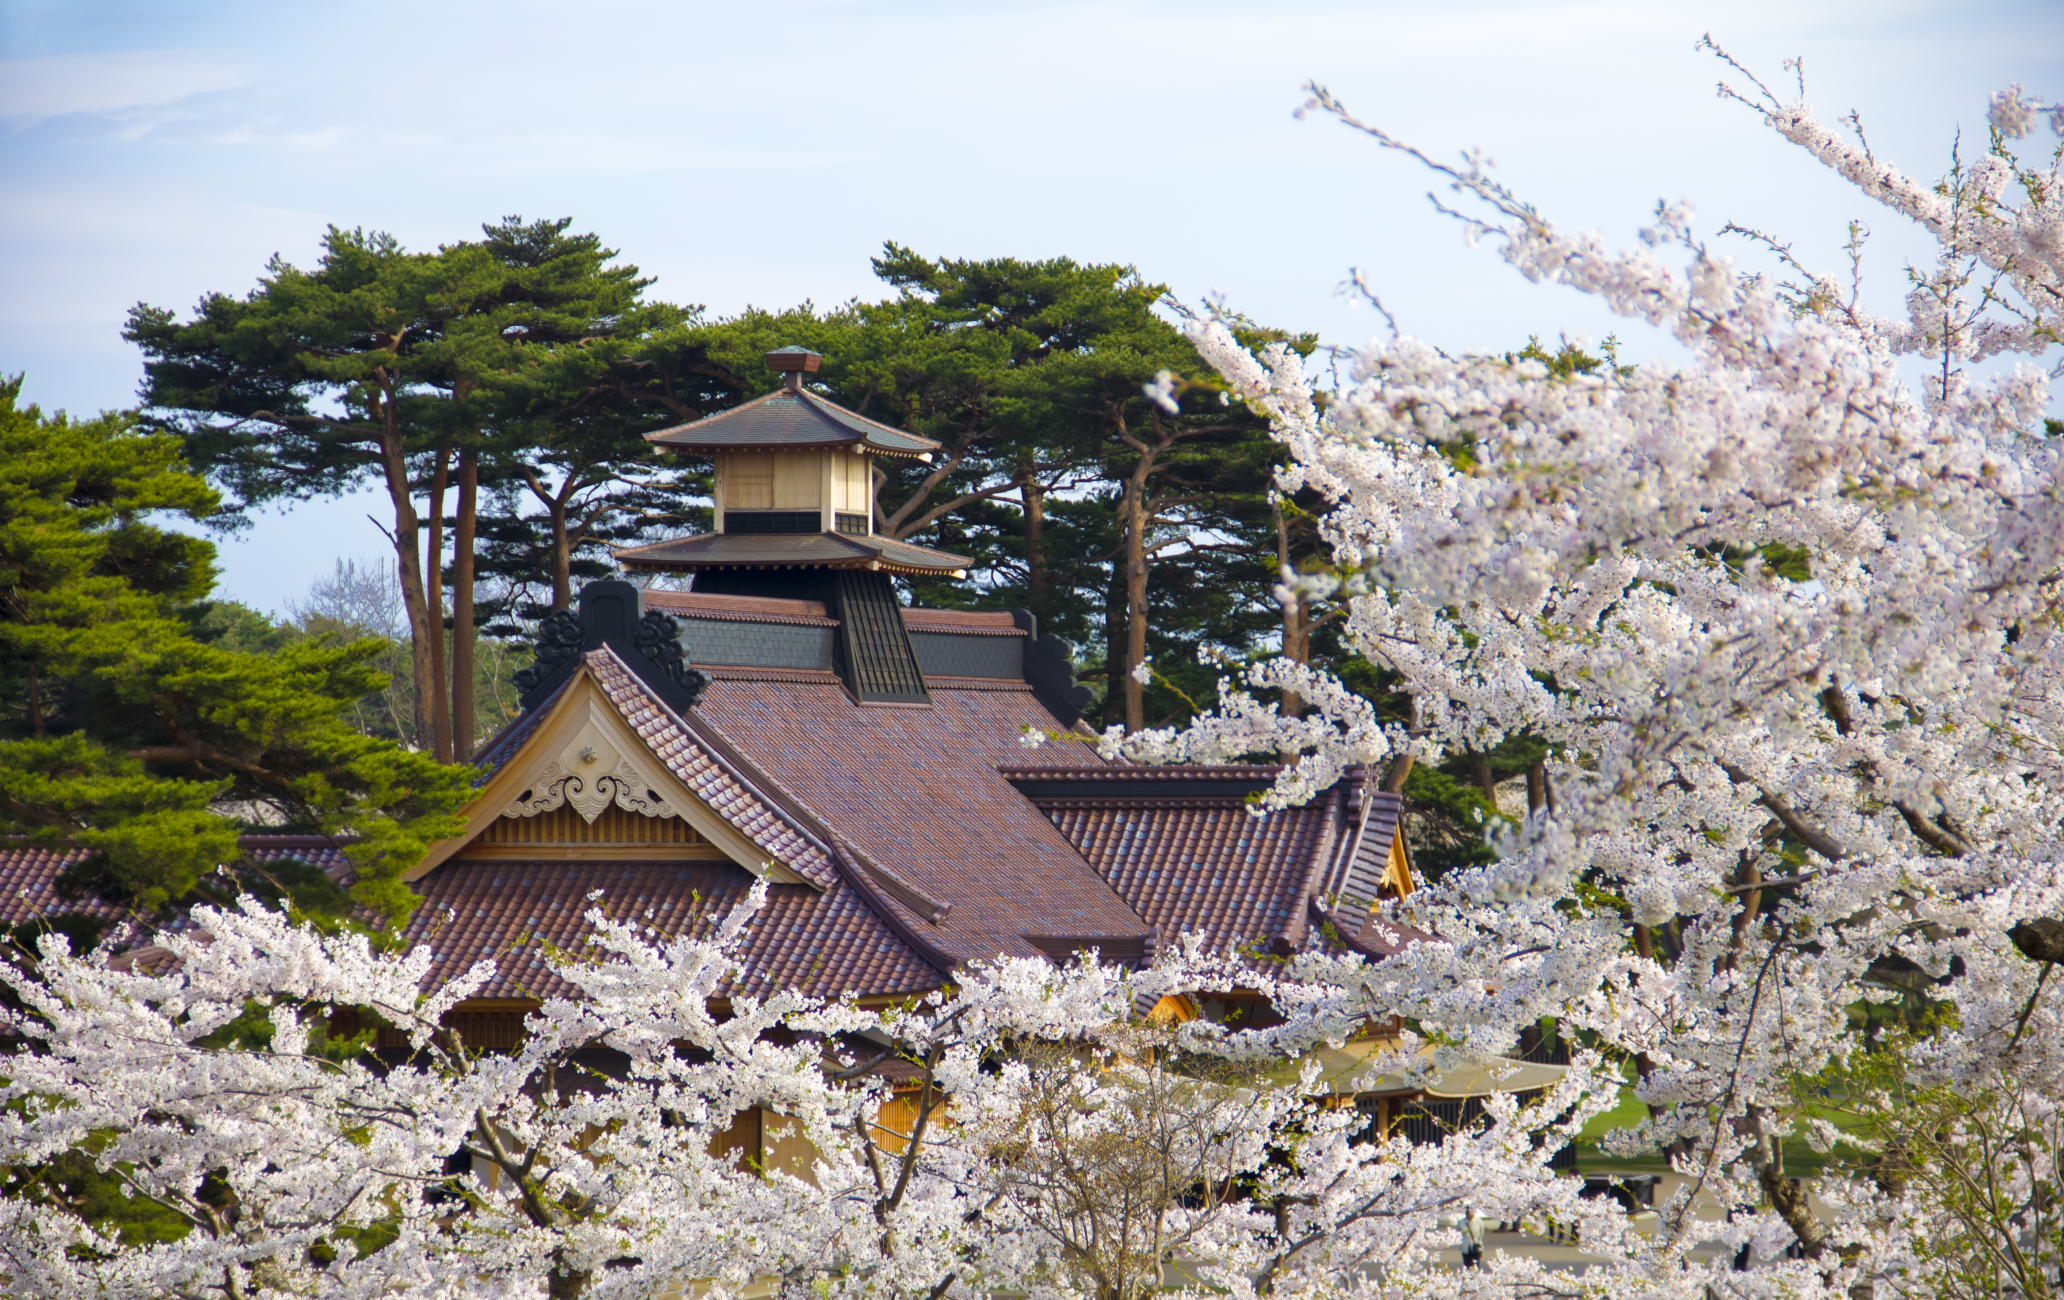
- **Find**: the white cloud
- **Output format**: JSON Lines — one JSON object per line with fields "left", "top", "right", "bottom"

{"left": 0, "top": 49, "right": 248, "bottom": 123}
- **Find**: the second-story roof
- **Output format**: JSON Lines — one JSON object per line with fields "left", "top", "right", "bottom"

{"left": 614, "top": 530, "right": 971, "bottom": 576}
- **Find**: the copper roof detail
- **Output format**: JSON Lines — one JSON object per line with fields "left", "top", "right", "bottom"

{"left": 900, "top": 608, "right": 1027, "bottom": 635}
{"left": 614, "top": 530, "right": 970, "bottom": 576}
{"left": 645, "top": 590, "right": 836, "bottom": 625}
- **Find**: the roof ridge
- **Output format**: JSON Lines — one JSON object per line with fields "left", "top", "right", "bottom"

{"left": 794, "top": 387, "right": 941, "bottom": 452}
{"left": 998, "top": 763, "right": 1284, "bottom": 780}
{"left": 640, "top": 387, "right": 792, "bottom": 442}
{"left": 1282, "top": 783, "right": 1348, "bottom": 951}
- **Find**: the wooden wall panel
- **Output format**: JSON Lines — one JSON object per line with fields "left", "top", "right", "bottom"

{"left": 722, "top": 452, "right": 775, "bottom": 509}
{"left": 833, "top": 451, "right": 871, "bottom": 513}
{"left": 772, "top": 451, "right": 824, "bottom": 509}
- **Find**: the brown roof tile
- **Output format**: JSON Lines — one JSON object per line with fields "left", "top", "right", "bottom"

{"left": 1044, "top": 800, "right": 1337, "bottom": 954}
{"left": 1016, "top": 766, "right": 1429, "bottom": 962}
{"left": 688, "top": 676, "right": 1152, "bottom": 967}
{"left": 0, "top": 836, "right": 351, "bottom": 929}
{"left": 0, "top": 845, "right": 108, "bottom": 927}
{"left": 582, "top": 649, "right": 838, "bottom": 890}
{"left": 402, "top": 860, "right": 940, "bottom": 1001}
{"left": 645, "top": 590, "right": 835, "bottom": 625}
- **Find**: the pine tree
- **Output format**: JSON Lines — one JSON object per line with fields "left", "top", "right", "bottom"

{"left": 0, "top": 378, "right": 469, "bottom": 920}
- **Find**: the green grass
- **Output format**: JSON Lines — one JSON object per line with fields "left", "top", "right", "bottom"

{"left": 1569, "top": 1086, "right": 1876, "bottom": 1182}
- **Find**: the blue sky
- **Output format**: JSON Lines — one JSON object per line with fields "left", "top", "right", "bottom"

{"left": 4, "top": 0, "right": 2059, "bottom": 612}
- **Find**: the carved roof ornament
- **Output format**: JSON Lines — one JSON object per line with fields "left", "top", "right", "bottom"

{"left": 513, "top": 582, "right": 709, "bottom": 714}
{"left": 503, "top": 720, "right": 678, "bottom": 824}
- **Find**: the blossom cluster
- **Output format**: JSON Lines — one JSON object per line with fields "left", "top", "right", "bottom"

{"left": 1128, "top": 55, "right": 2064, "bottom": 1294}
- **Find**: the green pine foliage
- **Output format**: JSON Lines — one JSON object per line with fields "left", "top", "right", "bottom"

{"left": 0, "top": 378, "right": 469, "bottom": 922}
{"left": 662, "top": 245, "right": 1307, "bottom": 729}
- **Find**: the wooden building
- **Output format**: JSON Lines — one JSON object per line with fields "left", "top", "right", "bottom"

{"left": 1, "top": 347, "right": 1441, "bottom": 1165}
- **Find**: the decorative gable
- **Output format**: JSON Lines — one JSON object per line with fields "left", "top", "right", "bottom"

{"left": 410, "top": 668, "right": 818, "bottom": 886}
{"left": 502, "top": 712, "right": 678, "bottom": 823}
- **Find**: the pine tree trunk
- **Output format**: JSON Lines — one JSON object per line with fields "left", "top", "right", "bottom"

{"left": 550, "top": 495, "right": 574, "bottom": 611}
{"left": 376, "top": 426, "right": 439, "bottom": 755}
{"left": 1274, "top": 499, "right": 1306, "bottom": 718}
{"left": 451, "top": 444, "right": 478, "bottom": 758}
{"left": 423, "top": 444, "right": 454, "bottom": 763}
{"left": 1121, "top": 465, "right": 1150, "bottom": 733}
{"left": 1022, "top": 475, "right": 1050, "bottom": 618}
{"left": 1472, "top": 751, "right": 1497, "bottom": 800}
{"left": 1131, "top": 501, "right": 1147, "bottom": 734}
{"left": 1103, "top": 563, "right": 1127, "bottom": 729}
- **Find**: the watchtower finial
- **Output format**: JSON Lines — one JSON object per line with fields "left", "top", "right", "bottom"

{"left": 764, "top": 345, "right": 822, "bottom": 392}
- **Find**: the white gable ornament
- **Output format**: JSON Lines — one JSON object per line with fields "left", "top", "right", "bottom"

{"left": 503, "top": 722, "right": 678, "bottom": 824}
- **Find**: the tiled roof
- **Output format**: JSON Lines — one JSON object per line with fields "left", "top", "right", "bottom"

{"left": 644, "top": 590, "right": 836, "bottom": 625}
{"left": 1004, "top": 763, "right": 1290, "bottom": 784}
{"left": 688, "top": 674, "right": 1153, "bottom": 967}
{"left": 402, "top": 862, "right": 940, "bottom": 1001}
{"left": 643, "top": 387, "right": 940, "bottom": 458}
{"left": 615, "top": 530, "right": 971, "bottom": 576}
{"left": 0, "top": 835, "right": 351, "bottom": 929}
{"left": 0, "top": 844, "right": 111, "bottom": 927}
{"left": 1014, "top": 765, "right": 1426, "bottom": 961}
{"left": 582, "top": 649, "right": 838, "bottom": 890}
{"left": 900, "top": 608, "right": 1025, "bottom": 635}
{"left": 1045, "top": 799, "right": 1339, "bottom": 954}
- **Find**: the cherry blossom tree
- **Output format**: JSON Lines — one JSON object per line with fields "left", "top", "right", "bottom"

{"left": 1125, "top": 47, "right": 2064, "bottom": 1297}
{"left": 5, "top": 51, "right": 2061, "bottom": 1300}
{"left": 2, "top": 891, "right": 1630, "bottom": 1299}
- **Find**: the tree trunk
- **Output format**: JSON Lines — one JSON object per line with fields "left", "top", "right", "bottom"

{"left": 1022, "top": 474, "right": 1050, "bottom": 618}
{"left": 1103, "top": 563, "right": 1127, "bottom": 730}
{"left": 1273, "top": 499, "right": 1306, "bottom": 718}
{"left": 451, "top": 444, "right": 478, "bottom": 758}
{"left": 1120, "top": 462, "right": 1152, "bottom": 733}
{"left": 1526, "top": 760, "right": 1548, "bottom": 815}
{"left": 1471, "top": 751, "right": 1497, "bottom": 801}
{"left": 1381, "top": 695, "right": 1417, "bottom": 793}
{"left": 375, "top": 425, "right": 439, "bottom": 755}
{"left": 546, "top": 1248, "right": 591, "bottom": 1300}
{"left": 423, "top": 444, "right": 454, "bottom": 763}
{"left": 549, "top": 494, "right": 574, "bottom": 612}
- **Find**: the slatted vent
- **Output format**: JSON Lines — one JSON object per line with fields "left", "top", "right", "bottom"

{"left": 481, "top": 804, "right": 706, "bottom": 847}
{"left": 831, "top": 570, "right": 930, "bottom": 704}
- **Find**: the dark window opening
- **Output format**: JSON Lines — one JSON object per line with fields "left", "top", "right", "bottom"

{"left": 724, "top": 510, "right": 821, "bottom": 534}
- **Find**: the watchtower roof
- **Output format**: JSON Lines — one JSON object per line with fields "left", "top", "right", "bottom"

{"left": 644, "top": 384, "right": 940, "bottom": 459}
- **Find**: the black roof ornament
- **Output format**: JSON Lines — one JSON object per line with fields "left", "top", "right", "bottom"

{"left": 513, "top": 581, "right": 709, "bottom": 714}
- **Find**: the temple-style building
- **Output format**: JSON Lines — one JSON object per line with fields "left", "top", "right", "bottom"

{"left": 394, "top": 348, "right": 1422, "bottom": 1026}
{"left": 1, "top": 347, "right": 1454, "bottom": 1162}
